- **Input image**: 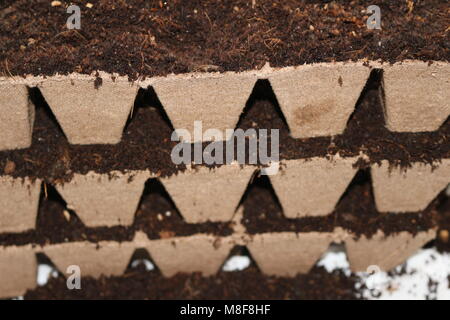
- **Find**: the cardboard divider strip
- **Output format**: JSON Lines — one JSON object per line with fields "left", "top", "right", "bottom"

{"left": 149, "top": 72, "right": 257, "bottom": 142}
{"left": 383, "top": 60, "right": 450, "bottom": 132}
{"left": 43, "top": 241, "right": 136, "bottom": 279}
{"left": 1, "top": 60, "right": 448, "bottom": 150}
{"left": 0, "top": 245, "right": 36, "bottom": 298}
{"left": 0, "top": 227, "right": 441, "bottom": 298}
{"left": 145, "top": 234, "right": 235, "bottom": 277}
{"left": 0, "top": 83, "right": 34, "bottom": 151}
{"left": 371, "top": 160, "right": 450, "bottom": 213}
{"left": 0, "top": 177, "right": 41, "bottom": 233}
{"left": 160, "top": 164, "right": 256, "bottom": 223}
{"left": 0, "top": 158, "right": 446, "bottom": 231}
{"left": 269, "top": 156, "right": 359, "bottom": 218}
{"left": 55, "top": 171, "right": 149, "bottom": 227}
{"left": 345, "top": 229, "right": 436, "bottom": 272}
{"left": 268, "top": 62, "right": 371, "bottom": 138}
{"left": 246, "top": 231, "right": 341, "bottom": 276}
{"left": 37, "top": 73, "right": 138, "bottom": 144}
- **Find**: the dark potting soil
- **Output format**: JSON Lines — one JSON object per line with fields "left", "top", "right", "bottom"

{"left": 0, "top": 69, "right": 448, "bottom": 182}
{"left": 241, "top": 169, "right": 445, "bottom": 238}
{"left": 0, "top": 1, "right": 448, "bottom": 80}
{"left": 0, "top": 179, "right": 232, "bottom": 247}
{"left": 23, "top": 265, "right": 359, "bottom": 300}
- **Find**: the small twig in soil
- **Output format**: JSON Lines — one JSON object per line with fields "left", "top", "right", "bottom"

{"left": 43, "top": 183, "right": 48, "bottom": 199}
{"left": 3, "top": 59, "right": 13, "bottom": 77}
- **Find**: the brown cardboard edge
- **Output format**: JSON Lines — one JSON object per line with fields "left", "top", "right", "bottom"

{"left": 0, "top": 176, "right": 41, "bottom": 233}
{"left": 160, "top": 163, "right": 256, "bottom": 223}
{"left": 382, "top": 60, "right": 450, "bottom": 132}
{"left": 344, "top": 229, "right": 437, "bottom": 272}
{"left": 0, "top": 226, "right": 440, "bottom": 298}
{"left": 144, "top": 233, "right": 236, "bottom": 277}
{"left": 0, "top": 232, "right": 237, "bottom": 298}
{"left": 0, "top": 155, "right": 447, "bottom": 233}
{"left": 43, "top": 240, "right": 136, "bottom": 279}
{"left": 1, "top": 60, "right": 446, "bottom": 149}
{"left": 268, "top": 62, "right": 372, "bottom": 138}
{"left": 0, "top": 244, "right": 36, "bottom": 298}
{"left": 246, "top": 230, "right": 346, "bottom": 276}
{"left": 151, "top": 73, "right": 257, "bottom": 142}
{"left": 0, "top": 83, "right": 33, "bottom": 151}
{"left": 371, "top": 159, "right": 450, "bottom": 213}
{"left": 37, "top": 75, "right": 139, "bottom": 145}
{"left": 54, "top": 170, "right": 150, "bottom": 227}
{"left": 269, "top": 155, "right": 361, "bottom": 218}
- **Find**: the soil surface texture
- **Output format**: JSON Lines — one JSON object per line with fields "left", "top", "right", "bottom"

{"left": 23, "top": 265, "right": 359, "bottom": 300}
{"left": 1, "top": 1, "right": 448, "bottom": 79}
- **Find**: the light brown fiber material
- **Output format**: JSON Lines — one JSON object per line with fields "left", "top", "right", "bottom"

{"left": 145, "top": 234, "right": 234, "bottom": 277}
{"left": 151, "top": 72, "right": 257, "bottom": 142}
{"left": 54, "top": 171, "right": 149, "bottom": 227}
{"left": 0, "top": 60, "right": 447, "bottom": 148}
{"left": 0, "top": 227, "right": 441, "bottom": 298}
{"left": 38, "top": 74, "right": 138, "bottom": 144}
{"left": 0, "top": 177, "right": 41, "bottom": 233}
{"left": 0, "top": 245, "right": 36, "bottom": 298}
{"left": 345, "top": 230, "right": 436, "bottom": 272}
{"left": 269, "top": 62, "right": 371, "bottom": 138}
{"left": 247, "top": 232, "right": 338, "bottom": 276}
{"left": 0, "top": 55, "right": 448, "bottom": 298}
{"left": 160, "top": 164, "right": 255, "bottom": 223}
{"left": 371, "top": 160, "right": 450, "bottom": 213}
{"left": 0, "top": 83, "right": 34, "bottom": 151}
{"left": 383, "top": 61, "right": 450, "bottom": 132}
{"left": 269, "top": 157, "right": 359, "bottom": 218}
{"left": 43, "top": 241, "right": 135, "bottom": 278}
